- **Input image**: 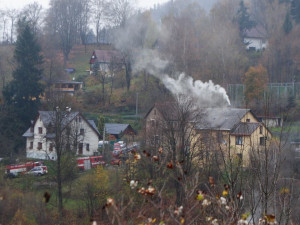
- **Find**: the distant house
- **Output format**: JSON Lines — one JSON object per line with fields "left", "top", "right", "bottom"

{"left": 52, "top": 80, "right": 83, "bottom": 96}
{"left": 244, "top": 25, "right": 268, "bottom": 51}
{"left": 89, "top": 49, "right": 124, "bottom": 75}
{"left": 145, "top": 103, "right": 272, "bottom": 164}
{"left": 257, "top": 115, "right": 282, "bottom": 127}
{"left": 23, "top": 111, "right": 100, "bottom": 160}
{"left": 105, "top": 123, "right": 136, "bottom": 141}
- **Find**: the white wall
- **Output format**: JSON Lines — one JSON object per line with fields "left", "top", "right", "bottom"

{"left": 244, "top": 37, "right": 268, "bottom": 51}
{"left": 26, "top": 114, "right": 99, "bottom": 160}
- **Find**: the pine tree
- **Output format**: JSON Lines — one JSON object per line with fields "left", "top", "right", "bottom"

{"left": 283, "top": 11, "right": 293, "bottom": 34}
{"left": 236, "top": 1, "right": 256, "bottom": 36}
{"left": 3, "top": 18, "right": 44, "bottom": 125}
{"left": 291, "top": 0, "right": 300, "bottom": 23}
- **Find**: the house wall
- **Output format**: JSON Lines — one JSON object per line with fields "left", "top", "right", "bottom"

{"left": 26, "top": 114, "right": 99, "bottom": 160}
{"left": 144, "top": 106, "right": 165, "bottom": 146}
{"left": 244, "top": 37, "right": 268, "bottom": 50}
{"left": 229, "top": 124, "right": 272, "bottom": 164}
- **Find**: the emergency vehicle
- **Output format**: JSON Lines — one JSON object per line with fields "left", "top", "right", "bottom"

{"left": 77, "top": 156, "right": 105, "bottom": 171}
{"left": 5, "top": 161, "right": 48, "bottom": 175}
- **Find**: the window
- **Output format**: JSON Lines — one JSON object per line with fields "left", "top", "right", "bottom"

{"left": 236, "top": 136, "right": 243, "bottom": 145}
{"left": 38, "top": 142, "right": 42, "bottom": 150}
{"left": 49, "top": 143, "right": 53, "bottom": 152}
{"left": 246, "top": 119, "right": 250, "bottom": 122}
{"left": 79, "top": 117, "right": 82, "bottom": 123}
{"left": 154, "top": 109, "right": 156, "bottom": 115}
{"left": 259, "top": 126, "right": 263, "bottom": 134}
{"left": 78, "top": 143, "right": 83, "bottom": 155}
{"left": 29, "top": 142, "right": 33, "bottom": 149}
{"left": 38, "top": 127, "right": 42, "bottom": 134}
{"left": 260, "top": 137, "right": 266, "bottom": 146}
{"left": 86, "top": 143, "right": 90, "bottom": 151}
{"left": 80, "top": 129, "right": 84, "bottom": 135}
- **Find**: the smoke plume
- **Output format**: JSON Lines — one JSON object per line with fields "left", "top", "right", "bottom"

{"left": 133, "top": 49, "right": 230, "bottom": 108}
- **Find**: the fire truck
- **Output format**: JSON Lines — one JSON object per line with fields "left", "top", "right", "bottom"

{"left": 77, "top": 156, "right": 105, "bottom": 171}
{"left": 5, "top": 161, "right": 48, "bottom": 175}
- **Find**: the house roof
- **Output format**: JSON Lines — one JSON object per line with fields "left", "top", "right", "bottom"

{"left": 38, "top": 111, "right": 79, "bottom": 127}
{"left": 92, "top": 50, "right": 123, "bottom": 64}
{"left": 105, "top": 123, "right": 132, "bottom": 135}
{"left": 53, "top": 80, "right": 83, "bottom": 84}
{"left": 244, "top": 25, "right": 267, "bottom": 39}
{"left": 22, "top": 111, "right": 100, "bottom": 138}
{"left": 88, "top": 120, "right": 100, "bottom": 135}
{"left": 23, "top": 128, "right": 33, "bottom": 137}
{"left": 195, "top": 108, "right": 250, "bottom": 131}
{"left": 231, "top": 122, "right": 260, "bottom": 136}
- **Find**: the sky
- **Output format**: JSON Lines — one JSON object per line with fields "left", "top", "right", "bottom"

{"left": 0, "top": 0, "right": 170, "bottom": 10}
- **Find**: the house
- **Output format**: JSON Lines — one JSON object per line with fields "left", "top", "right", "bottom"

{"left": 52, "top": 80, "right": 83, "bottom": 96}
{"left": 244, "top": 25, "right": 268, "bottom": 51}
{"left": 89, "top": 49, "right": 124, "bottom": 75}
{"left": 144, "top": 102, "right": 272, "bottom": 164}
{"left": 257, "top": 115, "right": 282, "bottom": 127}
{"left": 23, "top": 111, "right": 100, "bottom": 160}
{"left": 105, "top": 123, "right": 136, "bottom": 141}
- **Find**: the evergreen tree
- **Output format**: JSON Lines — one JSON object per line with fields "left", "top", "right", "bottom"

{"left": 283, "top": 11, "right": 293, "bottom": 34}
{"left": 236, "top": 1, "right": 256, "bottom": 36}
{"left": 291, "top": 0, "right": 300, "bottom": 23}
{"left": 3, "top": 18, "right": 44, "bottom": 125}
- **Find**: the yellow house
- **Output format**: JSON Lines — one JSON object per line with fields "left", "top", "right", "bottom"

{"left": 194, "top": 108, "right": 272, "bottom": 164}
{"left": 144, "top": 103, "right": 272, "bottom": 165}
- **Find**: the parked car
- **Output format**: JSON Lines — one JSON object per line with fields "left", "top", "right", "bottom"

{"left": 112, "top": 149, "right": 122, "bottom": 157}
{"left": 4, "top": 172, "right": 18, "bottom": 179}
{"left": 26, "top": 166, "right": 47, "bottom": 176}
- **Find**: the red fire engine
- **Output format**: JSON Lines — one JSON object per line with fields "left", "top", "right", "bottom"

{"left": 5, "top": 161, "right": 48, "bottom": 175}
{"left": 77, "top": 156, "right": 105, "bottom": 171}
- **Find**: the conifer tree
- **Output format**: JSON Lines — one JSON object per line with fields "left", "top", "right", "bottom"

{"left": 236, "top": 1, "right": 256, "bottom": 36}
{"left": 3, "top": 18, "right": 44, "bottom": 126}
{"left": 291, "top": 0, "right": 300, "bottom": 23}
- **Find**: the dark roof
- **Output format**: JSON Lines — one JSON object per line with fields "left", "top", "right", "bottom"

{"left": 38, "top": 111, "right": 79, "bottom": 127}
{"left": 23, "top": 128, "right": 33, "bottom": 137}
{"left": 23, "top": 111, "right": 100, "bottom": 138}
{"left": 196, "top": 108, "right": 250, "bottom": 131}
{"left": 231, "top": 122, "right": 260, "bottom": 136}
{"left": 105, "top": 123, "right": 131, "bottom": 135}
{"left": 88, "top": 120, "right": 100, "bottom": 135}
{"left": 92, "top": 50, "right": 123, "bottom": 63}
{"left": 53, "top": 80, "right": 83, "bottom": 84}
{"left": 244, "top": 26, "right": 267, "bottom": 39}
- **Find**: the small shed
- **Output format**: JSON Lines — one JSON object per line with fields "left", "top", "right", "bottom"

{"left": 105, "top": 123, "right": 136, "bottom": 141}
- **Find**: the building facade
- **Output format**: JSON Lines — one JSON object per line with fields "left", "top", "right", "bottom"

{"left": 23, "top": 111, "right": 100, "bottom": 160}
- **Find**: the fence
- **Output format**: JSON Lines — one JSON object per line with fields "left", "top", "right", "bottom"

{"left": 227, "top": 83, "right": 300, "bottom": 107}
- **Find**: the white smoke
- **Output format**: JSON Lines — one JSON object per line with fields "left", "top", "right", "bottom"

{"left": 133, "top": 49, "right": 230, "bottom": 108}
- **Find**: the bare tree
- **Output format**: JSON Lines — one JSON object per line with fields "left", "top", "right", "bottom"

{"left": 91, "top": 0, "right": 106, "bottom": 44}
{"left": 20, "top": 2, "right": 44, "bottom": 35}
{"left": 47, "top": 0, "right": 88, "bottom": 64}
{"left": 6, "top": 9, "right": 18, "bottom": 44}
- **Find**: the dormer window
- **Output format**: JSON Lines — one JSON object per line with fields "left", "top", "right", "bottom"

{"left": 246, "top": 119, "right": 250, "bottom": 122}
{"left": 38, "top": 127, "right": 43, "bottom": 134}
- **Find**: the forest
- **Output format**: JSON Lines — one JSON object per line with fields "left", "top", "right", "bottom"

{"left": 0, "top": 0, "right": 300, "bottom": 224}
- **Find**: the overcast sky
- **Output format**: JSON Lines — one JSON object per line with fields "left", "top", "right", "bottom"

{"left": 0, "top": 0, "right": 170, "bottom": 10}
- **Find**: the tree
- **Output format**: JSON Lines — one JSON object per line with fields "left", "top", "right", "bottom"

{"left": 291, "top": 0, "right": 300, "bottom": 23}
{"left": 236, "top": 0, "right": 256, "bottom": 36}
{"left": 20, "top": 2, "right": 43, "bottom": 35}
{"left": 3, "top": 18, "right": 44, "bottom": 130}
{"left": 6, "top": 9, "right": 18, "bottom": 44}
{"left": 283, "top": 11, "right": 293, "bottom": 34}
{"left": 47, "top": 0, "right": 87, "bottom": 64}
{"left": 243, "top": 64, "right": 268, "bottom": 106}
